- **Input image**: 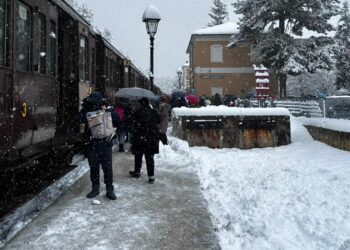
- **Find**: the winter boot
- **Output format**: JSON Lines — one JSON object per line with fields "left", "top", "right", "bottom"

{"left": 106, "top": 190, "right": 117, "bottom": 200}
{"left": 129, "top": 171, "right": 141, "bottom": 178}
{"left": 86, "top": 184, "right": 100, "bottom": 198}
{"left": 105, "top": 185, "right": 116, "bottom": 200}
{"left": 119, "top": 144, "right": 125, "bottom": 152}
{"left": 148, "top": 176, "right": 155, "bottom": 184}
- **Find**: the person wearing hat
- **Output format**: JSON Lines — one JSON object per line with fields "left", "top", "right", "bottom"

{"left": 79, "top": 92, "right": 117, "bottom": 200}
{"left": 129, "top": 97, "right": 161, "bottom": 184}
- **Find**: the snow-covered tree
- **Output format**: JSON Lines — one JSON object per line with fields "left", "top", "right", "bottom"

{"left": 155, "top": 76, "right": 179, "bottom": 94}
{"left": 102, "top": 28, "right": 113, "bottom": 43}
{"left": 231, "top": 0, "right": 340, "bottom": 98}
{"left": 287, "top": 70, "right": 337, "bottom": 97}
{"left": 77, "top": 4, "right": 94, "bottom": 24}
{"left": 334, "top": 2, "right": 350, "bottom": 90}
{"left": 207, "top": 0, "right": 228, "bottom": 27}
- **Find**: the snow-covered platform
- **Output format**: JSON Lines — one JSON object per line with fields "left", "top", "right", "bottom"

{"left": 3, "top": 145, "right": 219, "bottom": 249}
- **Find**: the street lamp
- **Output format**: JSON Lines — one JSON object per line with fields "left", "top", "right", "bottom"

{"left": 142, "top": 5, "right": 161, "bottom": 91}
{"left": 177, "top": 67, "right": 182, "bottom": 90}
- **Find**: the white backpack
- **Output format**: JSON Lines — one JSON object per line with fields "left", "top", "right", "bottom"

{"left": 86, "top": 110, "right": 115, "bottom": 139}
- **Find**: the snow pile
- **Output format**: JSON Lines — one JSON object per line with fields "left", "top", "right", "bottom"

{"left": 162, "top": 117, "right": 350, "bottom": 249}
{"left": 172, "top": 106, "right": 290, "bottom": 117}
{"left": 298, "top": 117, "right": 350, "bottom": 133}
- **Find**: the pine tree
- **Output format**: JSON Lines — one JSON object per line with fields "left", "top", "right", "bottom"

{"left": 207, "top": 0, "right": 228, "bottom": 27}
{"left": 231, "top": 0, "right": 340, "bottom": 97}
{"left": 335, "top": 2, "right": 350, "bottom": 90}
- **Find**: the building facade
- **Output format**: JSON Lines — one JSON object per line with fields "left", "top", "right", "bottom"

{"left": 186, "top": 22, "right": 278, "bottom": 98}
{"left": 182, "top": 61, "right": 191, "bottom": 92}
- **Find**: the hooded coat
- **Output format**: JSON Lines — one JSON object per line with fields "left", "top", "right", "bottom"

{"left": 131, "top": 98, "right": 161, "bottom": 155}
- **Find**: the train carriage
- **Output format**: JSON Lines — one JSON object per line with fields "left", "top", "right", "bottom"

{"left": 0, "top": 0, "right": 160, "bottom": 168}
{"left": 54, "top": 0, "right": 95, "bottom": 141}
{"left": 0, "top": 0, "right": 59, "bottom": 163}
{"left": 95, "top": 34, "right": 125, "bottom": 105}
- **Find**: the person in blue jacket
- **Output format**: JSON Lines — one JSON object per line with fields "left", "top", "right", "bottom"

{"left": 79, "top": 92, "right": 117, "bottom": 200}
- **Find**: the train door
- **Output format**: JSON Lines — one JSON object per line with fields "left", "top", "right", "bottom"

{"left": 78, "top": 23, "right": 91, "bottom": 107}
{"left": 12, "top": 0, "right": 36, "bottom": 153}
{"left": 56, "top": 10, "right": 78, "bottom": 134}
{"left": 30, "top": 0, "right": 58, "bottom": 146}
{"left": 0, "top": 0, "right": 12, "bottom": 157}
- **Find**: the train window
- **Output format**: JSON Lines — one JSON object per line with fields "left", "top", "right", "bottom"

{"left": 38, "top": 13, "right": 46, "bottom": 75}
{"left": 90, "top": 48, "right": 95, "bottom": 83}
{"left": 0, "top": 0, "right": 7, "bottom": 66}
{"left": 79, "top": 35, "right": 89, "bottom": 81}
{"left": 110, "top": 58, "right": 113, "bottom": 82}
{"left": 48, "top": 21, "right": 56, "bottom": 76}
{"left": 16, "top": 1, "right": 31, "bottom": 72}
{"left": 105, "top": 56, "right": 109, "bottom": 80}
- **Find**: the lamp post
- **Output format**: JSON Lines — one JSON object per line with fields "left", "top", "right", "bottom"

{"left": 177, "top": 67, "right": 182, "bottom": 90}
{"left": 142, "top": 5, "right": 161, "bottom": 91}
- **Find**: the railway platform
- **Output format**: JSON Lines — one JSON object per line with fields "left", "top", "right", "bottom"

{"left": 3, "top": 144, "right": 219, "bottom": 250}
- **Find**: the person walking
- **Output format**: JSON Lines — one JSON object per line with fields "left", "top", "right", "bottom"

{"left": 129, "top": 97, "right": 161, "bottom": 184}
{"left": 79, "top": 92, "right": 117, "bottom": 200}
{"left": 158, "top": 95, "right": 171, "bottom": 145}
{"left": 114, "top": 102, "right": 126, "bottom": 152}
{"left": 213, "top": 93, "right": 222, "bottom": 106}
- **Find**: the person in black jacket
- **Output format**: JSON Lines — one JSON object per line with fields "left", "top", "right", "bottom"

{"left": 129, "top": 97, "right": 161, "bottom": 184}
{"left": 79, "top": 92, "right": 117, "bottom": 200}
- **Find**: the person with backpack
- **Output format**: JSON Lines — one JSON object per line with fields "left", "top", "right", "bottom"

{"left": 129, "top": 97, "right": 161, "bottom": 184}
{"left": 79, "top": 92, "right": 117, "bottom": 200}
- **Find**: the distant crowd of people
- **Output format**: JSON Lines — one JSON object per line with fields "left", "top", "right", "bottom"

{"left": 171, "top": 92, "right": 255, "bottom": 108}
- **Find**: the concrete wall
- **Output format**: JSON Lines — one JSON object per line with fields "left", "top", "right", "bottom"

{"left": 173, "top": 115, "right": 291, "bottom": 149}
{"left": 305, "top": 126, "right": 350, "bottom": 151}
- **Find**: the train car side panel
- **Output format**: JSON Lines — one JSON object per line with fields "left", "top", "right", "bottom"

{"left": 0, "top": 0, "right": 13, "bottom": 160}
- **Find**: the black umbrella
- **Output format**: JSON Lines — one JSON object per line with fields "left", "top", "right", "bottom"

{"left": 114, "top": 87, "right": 156, "bottom": 100}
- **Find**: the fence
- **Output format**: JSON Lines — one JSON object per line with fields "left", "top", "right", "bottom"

{"left": 272, "top": 100, "right": 323, "bottom": 117}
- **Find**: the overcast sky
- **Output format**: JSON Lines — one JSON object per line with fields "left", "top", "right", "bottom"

{"left": 75, "top": 0, "right": 342, "bottom": 85}
{"left": 75, "top": 0, "right": 236, "bottom": 80}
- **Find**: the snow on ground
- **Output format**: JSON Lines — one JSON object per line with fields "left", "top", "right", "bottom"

{"left": 158, "top": 117, "right": 350, "bottom": 250}
{"left": 298, "top": 116, "right": 350, "bottom": 133}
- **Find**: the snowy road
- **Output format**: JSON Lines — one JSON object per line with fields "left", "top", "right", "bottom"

{"left": 161, "top": 117, "right": 350, "bottom": 250}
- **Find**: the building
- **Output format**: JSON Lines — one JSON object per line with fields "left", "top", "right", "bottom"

{"left": 182, "top": 61, "right": 191, "bottom": 92}
{"left": 186, "top": 22, "right": 278, "bottom": 98}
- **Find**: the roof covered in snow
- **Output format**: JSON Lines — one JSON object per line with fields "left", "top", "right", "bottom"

{"left": 192, "top": 22, "right": 238, "bottom": 36}
{"left": 172, "top": 106, "right": 290, "bottom": 117}
{"left": 187, "top": 22, "right": 239, "bottom": 53}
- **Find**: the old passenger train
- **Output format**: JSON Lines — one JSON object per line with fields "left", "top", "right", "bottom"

{"left": 0, "top": 0, "right": 160, "bottom": 169}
